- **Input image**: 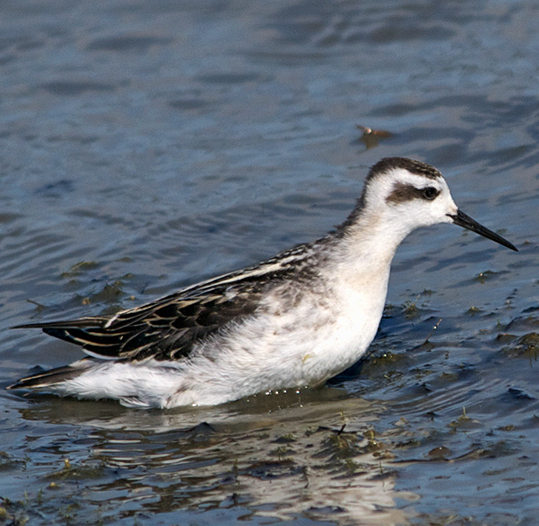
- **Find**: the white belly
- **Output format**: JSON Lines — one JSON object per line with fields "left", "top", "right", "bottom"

{"left": 168, "top": 267, "right": 391, "bottom": 407}
{"left": 54, "top": 265, "right": 391, "bottom": 409}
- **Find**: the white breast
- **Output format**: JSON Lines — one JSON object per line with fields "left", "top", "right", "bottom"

{"left": 166, "top": 260, "right": 392, "bottom": 407}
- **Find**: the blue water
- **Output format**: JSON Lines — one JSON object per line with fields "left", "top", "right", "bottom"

{"left": 1, "top": 0, "right": 538, "bottom": 524}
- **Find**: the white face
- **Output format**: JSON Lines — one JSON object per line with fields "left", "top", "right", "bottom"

{"left": 367, "top": 167, "right": 458, "bottom": 230}
{"left": 397, "top": 170, "right": 456, "bottom": 226}
{"left": 362, "top": 166, "right": 516, "bottom": 252}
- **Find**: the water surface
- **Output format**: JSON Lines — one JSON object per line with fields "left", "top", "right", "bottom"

{"left": 1, "top": 0, "right": 538, "bottom": 524}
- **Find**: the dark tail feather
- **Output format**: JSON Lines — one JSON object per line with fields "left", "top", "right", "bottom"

{"left": 7, "top": 363, "right": 90, "bottom": 391}
{"left": 11, "top": 317, "right": 110, "bottom": 349}
{"left": 12, "top": 317, "right": 107, "bottom": 331}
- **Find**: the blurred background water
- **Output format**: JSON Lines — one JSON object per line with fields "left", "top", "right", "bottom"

{"left": 0, "top": 0, "right": 538, "bottom": 524}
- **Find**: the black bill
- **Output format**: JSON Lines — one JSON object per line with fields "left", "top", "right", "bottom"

{"left": 448, "top": 209, "right": 518, "bottom": 252}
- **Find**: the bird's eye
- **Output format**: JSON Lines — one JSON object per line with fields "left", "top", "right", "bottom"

{"left": 423, "top": 187, "right": 438, "bottom": 200}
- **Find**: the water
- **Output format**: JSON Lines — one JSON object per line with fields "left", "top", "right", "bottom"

{"left": 1, "top": 0, "right": 538, "bottom": 524}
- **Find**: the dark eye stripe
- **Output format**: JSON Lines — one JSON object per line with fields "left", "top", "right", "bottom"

{"left": 386, "top": 182, "right": 439, "bottom": 204}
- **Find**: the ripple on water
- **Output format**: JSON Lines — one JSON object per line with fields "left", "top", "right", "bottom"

{"left": 0, "top": 0, "right": 537, "bottom": 524}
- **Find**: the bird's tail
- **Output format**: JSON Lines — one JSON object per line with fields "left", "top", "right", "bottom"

{"left": 7, "top": 363, "right": 90, "bottom": 391}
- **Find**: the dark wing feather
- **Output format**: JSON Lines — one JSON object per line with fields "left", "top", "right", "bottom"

{"left": 12, "top": 243, "right": 315, "bottom": 361}
{"left": 15, "top": 290, "right": 262, "bottom": 362}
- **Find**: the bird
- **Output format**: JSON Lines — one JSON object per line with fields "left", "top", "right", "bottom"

{"left": 7, "top": 157, "right": 517, "bottom": 409}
